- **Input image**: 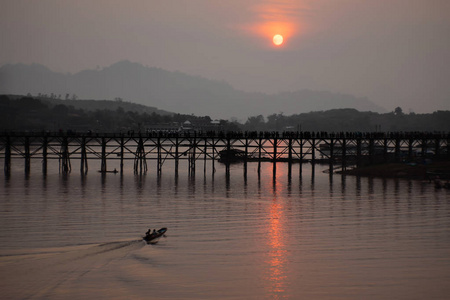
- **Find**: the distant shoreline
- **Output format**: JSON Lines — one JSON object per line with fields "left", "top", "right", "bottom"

{"left": 339, "top": 160, "right": 450, "bottom": 180}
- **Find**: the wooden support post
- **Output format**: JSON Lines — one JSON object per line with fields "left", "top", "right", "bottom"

{"left": 408, "top": 138, "right": 414, "bottom": 160}
{"left": 4, "top": 135, "right": 11, "bottom": 176}
{"left": 288, "top": 137, "right": 292, "bottom": 179}
{"left": 190, "top": 136, "right": 196, "bottom": 175}
{"left": 204, "top": 138, "right": 207, "bottom": 175}
{"left": 395, "top": 138, "right": 401, "bottom": 162}
{"left": 42, "top": 135, "right": 48, "bottom": 175}
{"left": 356, "top": 138, "right": 362, "bottom": 167}
{"left": 60, "top": 136, "right": 71, "bottom": 174}
{"left": 188, "top": 138, "right": 191, "bottom": 176}
{"left": 134, "top": 136, "right": 147, "bottom": 174}
{"left": 101, "top": 137, "right": 107, "bottom": 173}
{"left": 120, "top": 136, "right": 124, "bottom": 174}
{"left": 311, "top": 138, "right": 316, "bottom": 164}
{"left": 244, "top": 138, "right": 248, "bottom": 178}
{"left": 329, "top": 138, "right": 334, "bottom": 173}
{"left": 435, "top": 138, "right": 440, "bottom": 158}
{"left": 139, "top": 141, "right": 143, "bottom": 174}
{"left": 369, "top": 138, "right": 374, "bottom": 164}
{"left": 212, "top": 138, "right": 215, "bottom": 175}
{"left": 341, "top": 138, "right": 346, "bottom": 171}
{"left": 299, "top": 138, "right": 303, "bottom": 176}
{"left": 175, "top": 136, "right": 179, "bottom": 176}
{"left": 258, "top": 137, "right": 262, "bottom": 175}
{"left": 24, "top": 136, "right": 30, "bottom": 175}
{"left": 273, "top": 137, "right": 277, "bottom": 177}
{"left": 157, "top": 136, "right": 162, "bottom": 174}
{"left": 421, "top": 138, "right": 426, "bottom": 158}
{"left": 383, "top": 138, "right": 388, "bottom": 163}
{"left": 225, "top": 137, "right": 231, "bottom": 177}
{"left": 80, "top": 136, "right": 88, "bottom": 174}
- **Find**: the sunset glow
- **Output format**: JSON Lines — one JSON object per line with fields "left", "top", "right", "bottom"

{"left": 242, "top": 1, "right": 308, "bottom": 48}
{"left": 248, "top": 21, "right": 297, "bottom": 46}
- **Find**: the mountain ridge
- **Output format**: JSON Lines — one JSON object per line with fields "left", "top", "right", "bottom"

{"left": 0, "top": 61, "right": 386, "bottom": 120}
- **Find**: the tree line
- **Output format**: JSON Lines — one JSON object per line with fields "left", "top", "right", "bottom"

{"left": 1, "top": 95, "right": 449, "bottom": 133}
{"left": 0, "top": 95, "right": 239, "bottom": 132}
{"left": 243, "top": 108, "right": 450, "bottom": 132}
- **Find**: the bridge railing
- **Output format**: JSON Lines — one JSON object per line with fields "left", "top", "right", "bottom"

{"left": 2, "top": 130, "right": 449, "bottom": 139}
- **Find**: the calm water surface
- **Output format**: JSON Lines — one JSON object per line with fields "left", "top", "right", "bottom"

{"left": 1, "top": 161, "right": 449, "bottom": 299}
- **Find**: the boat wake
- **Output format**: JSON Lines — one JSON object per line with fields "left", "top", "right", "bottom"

{"left": 0, "top": 240, "right": 152, "bottom": 300}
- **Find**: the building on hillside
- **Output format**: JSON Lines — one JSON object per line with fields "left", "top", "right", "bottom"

{"left": 144, "top": 120, "right": 222, "bottom": 134}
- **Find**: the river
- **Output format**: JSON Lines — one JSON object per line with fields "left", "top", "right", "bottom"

{"left": 1, "top": 161, "right": 449, "bottom": 299}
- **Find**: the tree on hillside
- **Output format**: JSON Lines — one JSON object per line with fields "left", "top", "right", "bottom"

{"left": 394, "top": 107, "right": 404, "bottom": 116}
{"left": 245, "top": 115, "right": 265, "bottom": 131}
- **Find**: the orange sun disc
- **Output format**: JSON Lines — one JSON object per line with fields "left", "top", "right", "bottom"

{"left": 273, "top": 34, "right": 283, "bottom": 46}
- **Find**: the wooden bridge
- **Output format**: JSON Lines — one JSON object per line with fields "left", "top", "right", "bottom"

{"left": 1, "top": 131, "right": 449, "bottom": 176}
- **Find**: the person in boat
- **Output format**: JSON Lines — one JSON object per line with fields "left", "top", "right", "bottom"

{"left": 145, "top": 229, "right": 152, "bottom": 236}
{"left": 152, "top": 229, "right": 157, "bottom": 235}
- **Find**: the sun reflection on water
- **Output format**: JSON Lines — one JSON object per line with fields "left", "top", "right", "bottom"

{"left": 264, "top": 162, "right": 289, "bottom": 298}
{"left": 266, "top": 199, "right": 288, "bottom": 298}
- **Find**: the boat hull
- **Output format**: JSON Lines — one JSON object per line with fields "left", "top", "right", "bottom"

{"left": 143, "top": 227, "right": 167, "bottom": 244}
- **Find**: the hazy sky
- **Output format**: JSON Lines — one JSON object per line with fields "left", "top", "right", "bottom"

{"left": 1, "top": 0, "right": 449, "bottom": 113}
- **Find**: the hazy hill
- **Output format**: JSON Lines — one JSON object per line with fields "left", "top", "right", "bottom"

{"left": 0, "top": 61, "right": 386, "bottom": 120}
{"left": 45, "top": 98, "right": 172, "bottom": 115}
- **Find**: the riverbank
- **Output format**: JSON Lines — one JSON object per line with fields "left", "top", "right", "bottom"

{"left": 340, "top": 160, "right": 450, "bottom": 180}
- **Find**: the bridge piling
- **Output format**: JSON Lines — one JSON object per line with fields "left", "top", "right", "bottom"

{"left": 101, "top": 137, "right": 107, "bottom": 173}
{"left": 395, "top": 137, "right": 401, "bottom": 162}
{"left": 134, "top": 136, "right": 147, "bottom": 174}
{"left": 328, "top": 139, "right": 334, "bottom": 173}
{"left": 157, "top": 136, "right": 162, "bottom": 174}
{"left": 80, "top": 136, "right": 87, "bottom": 174}
{"left": 42, "top": 136, "right": 48, "bottom": 175}
{"left": 175, "top": 137, "right": 180, "bottom": 176}
{"left": 120, "top": 136, "right": 124, "bottom": 174}
{"left": 24, "top": 136, "right": 30, "bottom": 175}
{"left": 204, "top": 138, "right": 207, "bottom": 175}
{"left": 59, "top": 136, "right": 71, "bottom": 174}
{"left": 4, "top": 136, "right": 11, "bottom": 176}
{"left": 189, "top": 136, "right": 196, "bottom": 176}
{"left": 273, "top": 137, "right": 277, "bottom": 177}
{"left": 341, "top": 138, "right": 347, "bottom": 171}
{"left": 244, "top": 137, "right": 248, "bottom": 178}
{"left": 288, "top": 137, "right": 293, "bottom": 178}
{"left": 356, "top": 139, "right": 362, "bottom": 167}
{"left": 257, "top": 137, "right": 262, "bottom": 175}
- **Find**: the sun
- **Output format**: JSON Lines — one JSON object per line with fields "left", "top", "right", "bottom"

{"left": 272, "top": 34, "right": 284, "bottom": 46}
